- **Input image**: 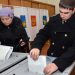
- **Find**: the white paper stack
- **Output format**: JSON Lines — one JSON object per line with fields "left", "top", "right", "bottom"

{"left": 0, "top": 45, "right": 13, "bottom": 61}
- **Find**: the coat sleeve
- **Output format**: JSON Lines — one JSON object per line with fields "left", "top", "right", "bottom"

{"left": 15, "top": 17, "right": 29, "bottom": 42}
{"left": 31, "top": 19, "right": 52, "bottom": 50}
{"left": 19, "top": 25, "right": 29, "bottom": 42}
{"left": 53, "top": 41, "right": 75, "bottom": 72}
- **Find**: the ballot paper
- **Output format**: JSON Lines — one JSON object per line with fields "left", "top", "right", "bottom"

{"left": 28, "top": 55, "right": 46, "bottom": 75}
{"left": 0, "top": 45, "right": 13, "bottom": 60}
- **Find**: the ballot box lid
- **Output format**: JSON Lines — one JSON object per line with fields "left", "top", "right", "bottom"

{"left": 0, "top": 52, "right": 27, "bottom": 73}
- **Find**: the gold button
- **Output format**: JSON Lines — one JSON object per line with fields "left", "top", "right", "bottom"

{"left": 8, "top": 27, "right": 10, "bottom": 29}
{"left": 54, "top": 32, "right": 56, "bottom": 34}
{"left": 51, "top": 53, "right": 54, "bottom": 55}
{"left": 52, "top": 42, "right": 54, "bottom": 45}
{"left": 65, "top": 34, "right": 67, "bottom": 37}
{"left": 0, "top": 41, "right": 1, "bottom": 45}
{"left": 62, "top": 46, "right": 64, "bottom": 49}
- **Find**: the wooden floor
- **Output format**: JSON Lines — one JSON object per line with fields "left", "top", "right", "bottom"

{"left": 41, "top": 41, "right": 75, "bottom": 75}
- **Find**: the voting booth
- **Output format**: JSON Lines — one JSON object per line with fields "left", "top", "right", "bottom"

{"left": 0, "top": 52, "right": 75, "bottom": 75}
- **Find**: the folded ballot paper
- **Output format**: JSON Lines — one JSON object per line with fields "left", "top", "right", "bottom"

{"left": 28, "top": 55, "right": 46, "bottom": 75}
{"left": 0, "top": 45, "right": 13, "bottom": 60}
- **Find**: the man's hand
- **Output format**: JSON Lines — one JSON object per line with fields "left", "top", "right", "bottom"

{"left": 44, "top": 63, "right": 58, "bottom": 75}
{"left": 30, "top": 48, "right": 40, "bottom": 60}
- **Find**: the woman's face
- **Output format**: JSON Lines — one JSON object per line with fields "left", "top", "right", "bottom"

{"left": 1, "top": 16, "right": 13, "bottom": 26}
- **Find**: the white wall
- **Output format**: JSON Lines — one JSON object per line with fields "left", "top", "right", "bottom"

{"left": 33, "top": 0, "right": 60, "bottom": 14}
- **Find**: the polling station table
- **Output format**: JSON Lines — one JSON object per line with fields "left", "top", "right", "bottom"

{"left": 0, "top": 52, "right": 74, "bottom": 75}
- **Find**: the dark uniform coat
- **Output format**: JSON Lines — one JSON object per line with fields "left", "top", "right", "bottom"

{"left": 31, "top": 13, "right": 75, "bottom": 72}
{"left": 0, "top": 16, "right": 29, "bottom": 52}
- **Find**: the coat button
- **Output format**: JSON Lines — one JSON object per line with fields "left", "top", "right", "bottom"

{"left": 8, "top": 27, "right": 10, "bottom": 29}
{"left": 65, "top": 34, "right": 67, "bottom": 37}
{"left": 54, "top": 32, "right": 56, "bottom": 34}
{"left": 52, "top": 42, "right": 54, "bottom": 45}
{"left": 4, "top": 40, "right": 5, "bottom": 42}
{"left": 0, "top": 41, "right": 1, "bottom": 45}
{"left": 62, "top": 46, "right": 65, "bottom": 49}
{"left": 51, "top": 53, "right": 54, "bottom": 55}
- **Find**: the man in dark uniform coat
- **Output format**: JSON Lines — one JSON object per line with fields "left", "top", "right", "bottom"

{"left": 30, "top": 0, "right": 75, "bottom": 74}
{"left": 0, "top": 7, "right": 29, "bottom": 53}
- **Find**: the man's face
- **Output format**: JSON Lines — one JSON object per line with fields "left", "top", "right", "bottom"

{"left": 1, "top": 16, "right": 13, "bottom": 26}
{"left": 59, "top": 7, "right": 74, "bottom": 21}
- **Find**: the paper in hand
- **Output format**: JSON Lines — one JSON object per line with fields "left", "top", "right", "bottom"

{"left": 28, "top": 55, "right": 46, "bottom": 75}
